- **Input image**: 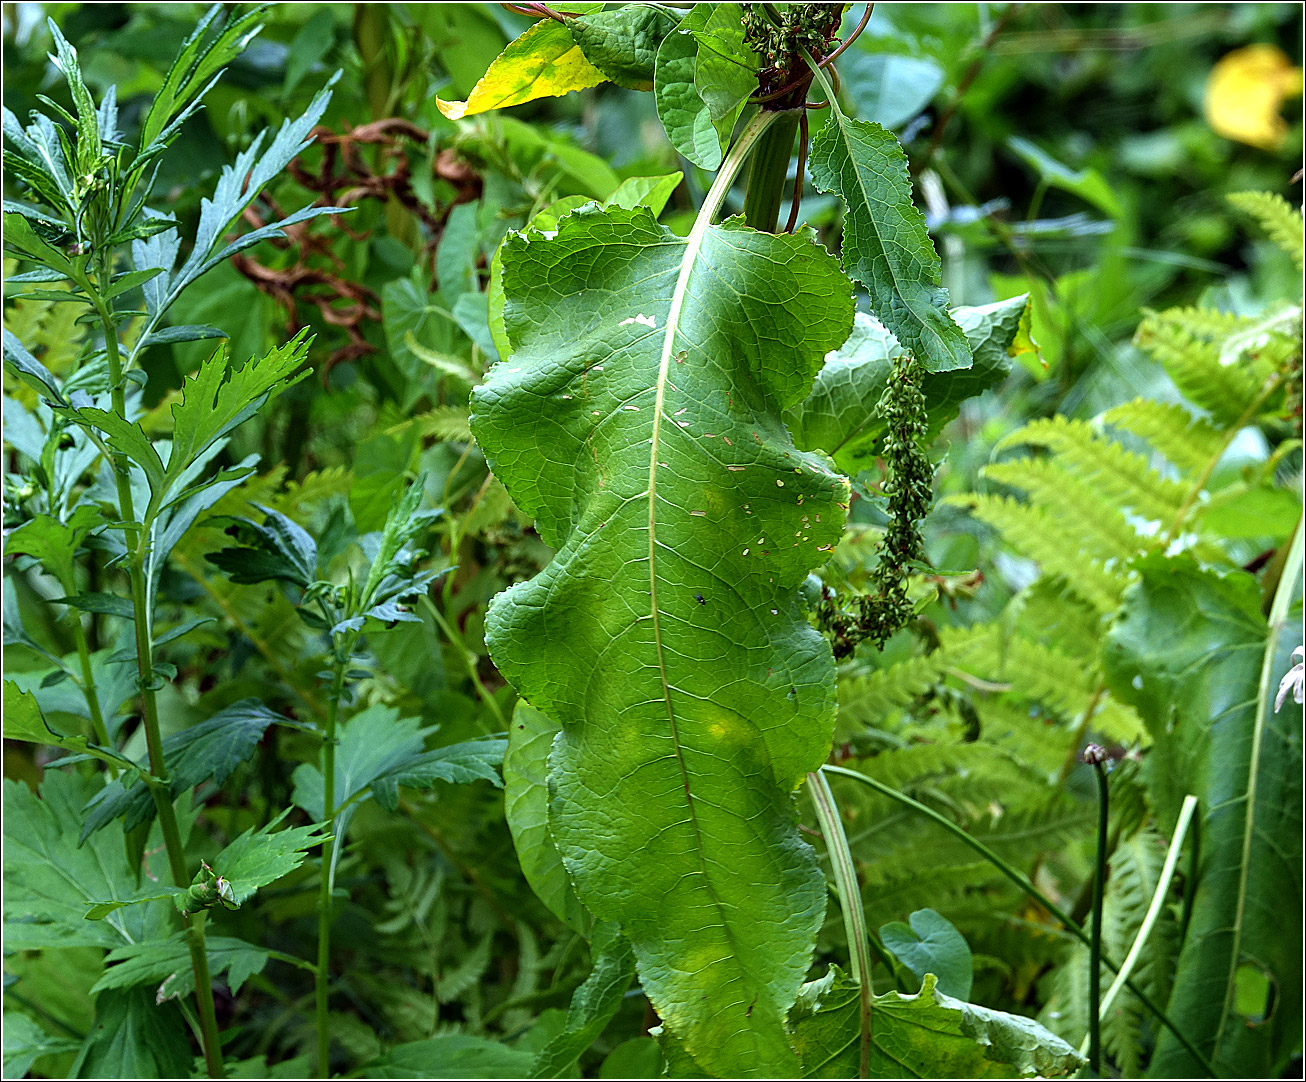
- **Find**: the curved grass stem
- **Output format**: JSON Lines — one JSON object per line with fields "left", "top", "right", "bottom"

{"left": 807, "top": 771, "right": 872, "bottom": 1078}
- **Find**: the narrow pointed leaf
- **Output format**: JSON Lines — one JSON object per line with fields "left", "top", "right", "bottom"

{"left": 504, "top": 701, "right": 588, "bottom": 932}
{"left": 471, "top": 203, "right": 854, "bottom": 1075}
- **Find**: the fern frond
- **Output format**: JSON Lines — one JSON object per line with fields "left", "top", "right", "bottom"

{"left": 408, "top": 405, "right": 475, "bottom": 444}
{"left": 1137, "top": 304, "right": 1258, "bottom": 341}
{"left": 1134, "top": 313, "right": 1266, "bottom": 425}
{"left": 947, "top": 494, "right": 1126, "bottom": 614}
{"left": 983, "top": 458, "right": 1143, "bottom": 563}
{"left": 857, "top": 741, "right": 1025, "bottom": 795}
{"left": 972, "top": 792, "right": 1094, "bottom": 858}
{"left": 975, "top": 699, "right": 1067, "bottom": 778}
{"left": 1009, "top": 577, "right": 1105, "bottom": 660}
{"left": 1102, "top": 398, "right": 1225, "bottom": 477}
{"left": 1228, "top": 190, "right": 1304, "bottom": 271}
{"left": 860, "top": 860, "right": 998, "bottom": 922}
{"left": 996, "top": 416, "right": 1189, "bottom": 525}
{"left": 462, "top": 476, "right": 517, "bottom": 535}
{"left": 1092, "top": 695, "right": 1148, "bottom": 746}
{"left": 1101, "top": 829, "right": 1180, "bottom": 1076}
{"left": 275, "top": 466, "right": 354, "bottom": 514}
{"left": 837, "top": 624, "right": 996, "bottom": 728}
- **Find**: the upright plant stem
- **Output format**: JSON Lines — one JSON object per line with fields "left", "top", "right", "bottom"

{"left": 742, "top": 111, "right": 800, "bottom": 232}
{"left": 315, "top": 656, "right": 345, "bottom": 1078}
{"left": 69, "top": 605, "right": 110, "bottom": 747}
{"left": 1086, "top": 751, "right": 1110, "bottom": 1075}
{"left": 807, "top": 772, "right": 872, "bottom": 1078}
{"left": 821, "top": 765, "right": 1216, "bottom": 1076}
{"left": 92, "top": 276, "right": 226, "bottom": 1079}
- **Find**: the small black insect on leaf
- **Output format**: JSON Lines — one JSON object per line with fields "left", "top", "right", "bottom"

{"left": 695, "top": 593, "right": 706, "bottom": 605}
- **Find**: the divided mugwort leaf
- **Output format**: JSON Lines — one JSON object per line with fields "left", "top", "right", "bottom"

{"left": 471, "top": 188, "right": 855, "bottom": 1075}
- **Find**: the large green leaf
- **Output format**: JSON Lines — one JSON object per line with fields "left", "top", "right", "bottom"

{"left": 790, "top": 968, "right": 1083, "bottom": 1078}
{"left": 70, "top": 987, "right": 192, "bottom": 1080}
{"left": 786, "top": 296, "right": 1031, "bottom": 472}
{"left": 504, "top": 701, "right": 588, "bottom": 932}
{"left": 807, "top": 105, "right": 969, "bottom": 373}
{"left": 1104, "top": 554, "right": 1302, "bottom": 1077}
{"left": 566, "top": 6, "right": 677, "bottom": 92}
{"left": 471, "top": 200, "right": 854, "bottom": 1075}
{"left": 530, "top": 921, "right": 637, "bottom": 1077}
{"left": 654, "top": 7, "right": 753, "bottom": 170}
{"left": 2, "top": 771, "right": 173, "bottom": 950}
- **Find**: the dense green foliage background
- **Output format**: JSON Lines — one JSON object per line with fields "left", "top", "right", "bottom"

{"left": 3, "top": 3, "right": 1302, "bottom": 1079}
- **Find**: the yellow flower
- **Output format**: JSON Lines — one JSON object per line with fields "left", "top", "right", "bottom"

{"left": 1204, "top": 44, "right": 1303, "bottom": 152}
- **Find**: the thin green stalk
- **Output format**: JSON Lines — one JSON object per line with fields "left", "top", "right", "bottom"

{"left": 821, "top": 764, "right": 1217, "bottom": 1076}
{"left": 423, "top": 595, "right": 505, "bottom": 732}
{"left": 807, "top": 771, "right": 872, "bottom": 1078}
{"left": 1086, "top": 750, "right": 1109, "bottom": 1075}
{"left": 69, "top": 603, "right": 111, "bottom": 747}
{"left": 92, "top": 270, "right": 226, "bottom": 1080}
{"left": 316, "top": 655, "right": 345, "bottom": 1078}
{"left": 1079, "top": 794, "right": 1199, "bottom": 1058}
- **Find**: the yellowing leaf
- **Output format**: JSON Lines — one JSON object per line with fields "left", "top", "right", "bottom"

{"left": 436, "top": 19, "right": 608, "bottom": 120}
{"left": 1204, "top": 44, "right": 1303, "bottom": 151}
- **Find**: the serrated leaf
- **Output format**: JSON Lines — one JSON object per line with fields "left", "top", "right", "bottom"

{"left": 2, "top": 1012, "right": 80, "bottom": 1079}
{"left": 790, "top": 967, "right": 1083, "bottom": 1078}
{"left": 370, "top": 736, "right": 506, "bottom": 811}
{"left": 79, "top": 698, "right": 292, "bottom": 840}
{"left": 436, "top": 18, "right": 608, "bottom": 120}
{"left": 470, "top": 200, "right": 854, "bottom": 1074}
{"left": 70, "top": 987, "right": 192, "bottom": 1080}
{"left": 504, "top": 701, "right": 588, "bottom": 932}
{"left": 209, "top": 816, "right": 327, "bottom": 908}
{"left": 205, "top": 503, "right": 318, "bottom": 587}
{"left": 361, "top": 1034, "right": 535, "bottom": 1079}
{"left": 786, "top": 296, "right": 1030, "bottom": 471}
{"left": 138, "top": 4, "right": 265, "bottom": 153}
{"left": 808, "top": 109, "right": 970, "bottom": 372}
{"left": 2, "top": 681, "right": 138, "bottom": 772}
{"left": 5, "top": 504, "right": 102, "bottom": 587}
{"left": 3, "top": 771, "right": 173, "bottom": 950}
{"left": 93, "top": 932, "right": 271, "bottom": 997}
{"left": 566, "top": 5, "right": 676, "bottom": 91}
{"left": 54, "top": 592, "right": 135, "bottom": 620}
{"left": 163, "top": 332, "right": 312, "bottom": 501}
{"left": 292, "top": 703, "right": 429, "bottom": 823}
